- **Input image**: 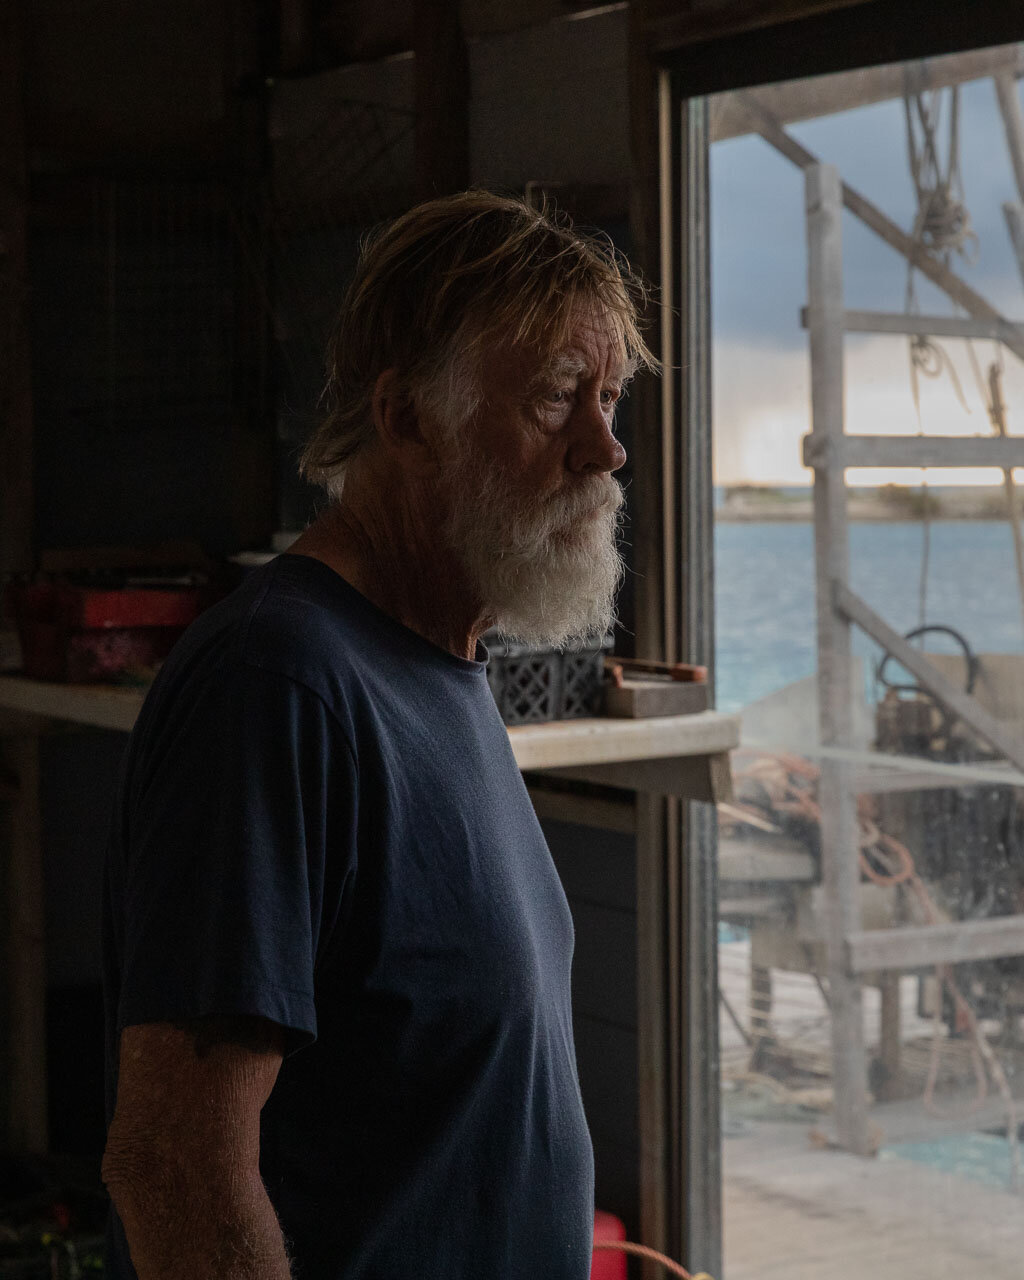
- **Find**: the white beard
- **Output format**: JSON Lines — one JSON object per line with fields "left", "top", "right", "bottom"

{"left": 440, "top": 443, "right": 626, "bottom": 648}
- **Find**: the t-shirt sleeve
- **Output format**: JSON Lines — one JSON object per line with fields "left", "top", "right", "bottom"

{"left": 116, "top": 661, "right": 357, "bottom": 1052}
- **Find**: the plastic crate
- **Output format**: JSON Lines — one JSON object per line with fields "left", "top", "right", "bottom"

{"left": 483, "top": 632, "right": 613, "bottom": 725}
{"left": 5, "top": 580, "right": 216, "bottom": 683}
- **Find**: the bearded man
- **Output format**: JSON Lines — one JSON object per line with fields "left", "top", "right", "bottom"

{"left": 101, "top": 190, "right": 656, "bottom": 1280}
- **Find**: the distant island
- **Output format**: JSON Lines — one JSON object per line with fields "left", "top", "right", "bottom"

{"left": 716, "top": 484, "right": 1019, "bottom": 522}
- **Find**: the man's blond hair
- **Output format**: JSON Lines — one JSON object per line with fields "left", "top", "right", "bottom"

{"left": 301, "top": 190, "right": 658, "bottom": 499}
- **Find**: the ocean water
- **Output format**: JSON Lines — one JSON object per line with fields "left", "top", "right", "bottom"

{"left": 714, "top": 519, "right": 1024, "bottom": 713}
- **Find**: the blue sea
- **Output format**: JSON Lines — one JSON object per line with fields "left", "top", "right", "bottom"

{"left": 715, "top": 519, "right": 1024, "bottom": 713}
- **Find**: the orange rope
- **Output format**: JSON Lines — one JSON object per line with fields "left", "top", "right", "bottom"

{"left": 593, "top": 1240, "right": 712, "bottom": 1278}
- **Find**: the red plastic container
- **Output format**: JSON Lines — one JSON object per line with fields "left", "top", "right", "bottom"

{"left": 591, "top": 1209, "right": 627, "bottom": 1280}
{"left": 6, "top": 580, "right": 214, "bottom": 683}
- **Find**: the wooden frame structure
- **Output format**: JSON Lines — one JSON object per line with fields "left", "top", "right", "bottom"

{"left": 752, "top": 58, "right": 1024, "bottom": 1152}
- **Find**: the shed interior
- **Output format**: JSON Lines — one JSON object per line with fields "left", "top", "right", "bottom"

{"left": 4, "top": 1, "right": 1024, "bottom": 1275}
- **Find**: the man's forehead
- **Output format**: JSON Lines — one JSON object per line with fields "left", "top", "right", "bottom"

{"left": 530, "top": 341, "right": 635, "bottom": 384}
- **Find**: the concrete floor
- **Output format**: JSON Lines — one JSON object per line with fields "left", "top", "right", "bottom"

{"left": 719, "top": 936, "right": 1024, "bottom": 1280}
{"left": 723, "top": 1119, "right": 1024, "bottom": 1280}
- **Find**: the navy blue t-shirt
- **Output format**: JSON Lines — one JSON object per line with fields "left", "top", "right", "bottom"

{"left": 102, "top": 553, "right": 594, "bottom": 1279}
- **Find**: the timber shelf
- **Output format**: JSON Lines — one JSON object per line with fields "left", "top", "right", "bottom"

{"left": 0, "top": 672, "right": 739, "bottom": 794}
{"left": 0, "top": 673, "right": 146, "bottom": 733}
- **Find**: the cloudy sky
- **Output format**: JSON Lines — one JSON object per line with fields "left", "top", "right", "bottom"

{"left": 710, "top": 58, "right": 1024, "bottom": 487}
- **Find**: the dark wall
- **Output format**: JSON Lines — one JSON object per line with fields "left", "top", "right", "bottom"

{"left": 24, "top": 0, "right": 232, "bottom": 170}
{"left": 40, "top": 730, "right": 125, "bottom": 1156}
{"left": 18, "top": 1, "right": 271, "bottom": 1162}
{"left": 30, "top": 179, "right": 243, "bottom": 555}
{"left": 545, "top": 818, "right": 640, "bottom": 1234}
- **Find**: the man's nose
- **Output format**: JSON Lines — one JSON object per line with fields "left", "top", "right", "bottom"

{"left": 566, "top": 400, "right": 627, "bottom": 475}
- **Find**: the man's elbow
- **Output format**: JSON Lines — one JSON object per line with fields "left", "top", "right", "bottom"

{"left": 102, "top": 1128, "right": 161, "bottom": 1218}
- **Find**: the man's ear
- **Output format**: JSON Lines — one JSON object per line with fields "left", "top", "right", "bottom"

{"left": 371, "top": 369, "right": 435, "bottom": 472}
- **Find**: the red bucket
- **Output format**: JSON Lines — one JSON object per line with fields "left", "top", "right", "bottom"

{"left": 591, "top": 1210, "right": 627, "bottom": 1280}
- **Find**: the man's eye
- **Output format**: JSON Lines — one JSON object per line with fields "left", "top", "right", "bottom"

{"left": 546, "top": 389, "right": 572, "bottom": 404}
{"left": 601, "top": 388, "right": 620, "bottom": 406}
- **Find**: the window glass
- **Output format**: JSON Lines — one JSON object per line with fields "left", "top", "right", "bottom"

{"left": 711, "top": 46, "right": 1024, "bottom": 1279}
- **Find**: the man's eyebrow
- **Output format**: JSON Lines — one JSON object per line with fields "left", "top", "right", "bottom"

{"left": 530, "top": 353, "right": 588, "bottom": 387}
{"left": 530, "top": 352, "right": 637, "bottom": 388}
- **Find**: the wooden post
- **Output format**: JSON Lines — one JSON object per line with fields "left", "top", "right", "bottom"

{"left": 805, "top": 163, "right": 870, "bottom": 1155}
{"left": 628, "top": 0, "right": 670, "bottom": 666}
{"left": 0, "top": 0, "right": 46, "bottom": 1155}
{"left": 878, "top": 973, "right": 902, "bottom": 1102}
{"left": 749, "top": 963, "right": 773, "bottom": 1065}
{"left": 986, "top": 365, "right": 1024, "bottom": 641}
{"left": 413, "top": 0, "right": 469, "bottom": 200}
{"left": 226, "top": 1, "right": 274, "bottom": 552}
{"left": 628, "top": 32, "right": 721, "bottom": 1273}
{"left": 629, "top": 9, "right": 673, "bottom": 1269}
{"left": 0, "top": 0, "right": 34, "bottom": 577}
{"left": 659, "top": 88, "right": 721, "bottom": 1280}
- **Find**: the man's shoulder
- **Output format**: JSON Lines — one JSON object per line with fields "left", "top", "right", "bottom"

{"left": 145, "top": 557, "right": 363, "bottom": 716}
{"left": 240, "top": 555, "right": 357, "bottom": 672}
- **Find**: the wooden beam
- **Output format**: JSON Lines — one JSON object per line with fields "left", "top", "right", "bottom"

{"left": 524, "top": 784, "right": 636, "bottom": 834}
{"left": 806, "top": 162, "right": 870, "bottom": 1156}
{"left": 645, "top": 0, "right": 875, "bottom": 53}
{"left": 628, "top": 3, "right": 669, "bottom": 665}
{"left": 1005, "top": 203, "right": 1024, "bottom": 292}
{"left": 798, "top": 305, "right": 1024, "bottom": 344}
{"left": 543, "top": 752, "right": 733, "bottom": 803}
{"left": 739, "top": 93, "right": 1024, "bottom": 367}
{"left": 803, "top": 432, "right": 1024, "bottom": 470}
{"left": 846, "top": 915, "right": 1024, "bottom": 974}
{"left": 994, "top": 71, "right": 1024, "bottom": 293}
{"left": 712, "top": 46, "right": 1024, "bottom": 142}
{"left": 0, "top": 0, "right": 34, "bottom": 577}
{"left": 718, "top": 834, "right": 815, "bottom": 882}
{"left": 413, "top": 0, "right": 469, "bottom": 199}
{"left": 994, "top": 71, "right": 1024, "bottom": 205}
{"left": 835, "top": 581, "right": 1024, "bottom": 772}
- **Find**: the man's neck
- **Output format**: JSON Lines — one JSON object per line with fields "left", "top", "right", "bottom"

{"left": 289, "top": 471, "right": 490, "bottom": 662}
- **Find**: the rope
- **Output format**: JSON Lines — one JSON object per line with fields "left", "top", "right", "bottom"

{"left": 902, "top": 83, "right": 979, "bottom": 627}
{"left": 904, "top": 86, "right": 978, "bottom": 261}
{"left": 593, "top": 1240, "right": 713, "bottom": 1279}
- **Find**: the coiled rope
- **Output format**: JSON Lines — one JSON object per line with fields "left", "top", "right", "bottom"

{"left": 904, "top": 85, "right": 978, "bottom": 260}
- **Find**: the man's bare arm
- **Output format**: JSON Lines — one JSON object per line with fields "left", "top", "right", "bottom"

{"left": 102, "top": 1018, "right": 292, "bottom": 1279}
